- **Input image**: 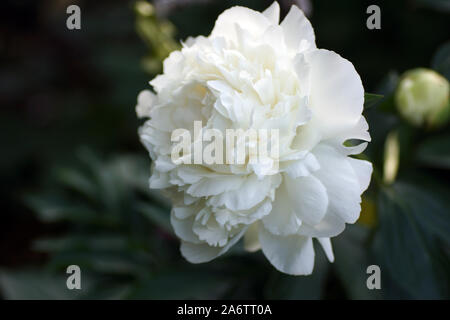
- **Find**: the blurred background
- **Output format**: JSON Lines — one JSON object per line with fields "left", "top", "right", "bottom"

{"left": 0, "top": 0, "right": 449, "bottom": 299}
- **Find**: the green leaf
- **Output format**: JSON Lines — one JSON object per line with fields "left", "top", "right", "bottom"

{"left": 80, "top": 283, "right": 133, "bottom": 300}
{"left": 364, "top": 93, "right": 384, "bottom": 109}
{"left": 415, "top": 0, "right": 450, "bottom": 13}
{"left": 372, "top": 183, "right": 450, "bottom": 298}
{"left": 55, "top": 167, "right": 99, "bottom": 200}
{"left": 109, "top": 155, "right": 150, "bottom": 192}
{"left": 394, "top": 181, "right": 450, "bottom": 244}
{"left": 135, "top": 202, "right": 173, "bottom": 235}
{"left": 0, "top": 269, "right": 126, "bottom": 300}
{"left": 46, "top": 251, "right": 152, "bottom": 276}
{"left": 0, "top": 269, "right": 84, "bottom": 300}
{"left": 333, "top": 225, "right": 383, "bottom": 299}
{"left": 264, "top": 242, "right": 330, "bottom": 299}
{"left": 33, "top": 235, "right": 130, "bottom": 253}
{"left": 24, "top": 194, "right": 98, "bottom": 224}
{"left": 127, "top": 270, "right": 230, "bottom": 299}
{"left": 432, "top": 41, "right": 450, "bottom": 80}
{"left": 416, "top": 134, "right": 450, "bottom": 170}
{"left": 375, "top": 71, "right": 399, "bottom": 96}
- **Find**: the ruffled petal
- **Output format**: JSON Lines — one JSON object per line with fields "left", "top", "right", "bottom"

{"left": 180, "top": 228, "right": 246, "bottom": 263}
{"left": 186, "top": 175, "right": 244, "bottom": 197}
{"left": 207, "top": 174, "right": 281, "bottom": 211}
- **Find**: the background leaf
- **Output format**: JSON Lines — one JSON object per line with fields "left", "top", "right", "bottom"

{"left": 372, "top": 182, "right": 450, "bottom": 299}
{"left": 432, "top": 41, "right": 450, "bottom": 80}
{"left": 364, "top": 93, "right": 385, "bottom": 109}
{"left": 416, "top": 134, "right": 450, "bottom": 170}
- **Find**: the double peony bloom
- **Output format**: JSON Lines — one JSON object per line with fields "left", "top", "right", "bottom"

{"left": 137, "top": 2, "right": 372, "bottom": 275}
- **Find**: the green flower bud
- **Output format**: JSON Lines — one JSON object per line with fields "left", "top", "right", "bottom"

{"left": 395, "top": 68, "right": 449, "bottom": 129}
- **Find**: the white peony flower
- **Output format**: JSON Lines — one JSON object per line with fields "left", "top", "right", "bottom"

{"left": 137, "top": 2, "right": 372, "bottom": 275}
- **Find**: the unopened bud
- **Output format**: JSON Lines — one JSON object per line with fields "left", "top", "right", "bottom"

{"left": 395, "top": 68, "right": 449, "bottom": 128}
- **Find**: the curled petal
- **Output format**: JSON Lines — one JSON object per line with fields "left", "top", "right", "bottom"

{"left": 285, "top": 174, "right": 329, "bottom": 226}
{"left": 259, "top": 226, "right": 315, "bottom": 275}
{"left": 348, "top": 158, "right": 373, "bottom": 194}
{"left": 305, "top": 49, "right": 364, "bottom": 139}
{"left": 298, "top": 212, "right": 346, "bottom": 238}
{"left": 317, "top": 237, "right": 334, "bottom": 262}
{"left": 210, "top": 6, "right": 272, "bottom": 44}
{"left": 171, "top": 211, "right": 201, "bottom": 244}
{"left": 281, "top": 5, "right": 316, "bottom": 53}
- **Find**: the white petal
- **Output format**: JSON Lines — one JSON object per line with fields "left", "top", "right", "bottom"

{"left": 170, "top": 210, "right": 200, "bottom": 243}
{"left": 262, "top": 181, "right": 302, "bottom": 235}
{"left": 291, "top": 121, "right": 322, "bottom": 152}
{"left": 136, "top": 90, "right": 156, "bottom": 118}
{"left": 207, "top": 174, "right": 281, "bottom": 211}
{"left": 283, "top": 152, "right": 320, "bottom": 178}
{"left": 215, "top": 199, "right": 272, "bottom": 227}
{"left": 244, "top": 222, "right": 261, "bottom": 252}
{"left": 186, "top": 175, "right": 244, "bottom": 197}
{"left": 149, "top": 171, "right": 171, "bottom": 189}
{"left": 284, "top": 174, "right": 329, "bottom": 225}
{"left": 348, "top": 158, "right": 373, "bottom": 193}
{"left": 298, "top": 212, "right": 345, "bottom": 238}
{"left": 259, "top": 226, "right": 315, "bottom": 275}
{"left": 176, "top": 166, "right": 209, "bottom": 184}
{"left": 281, "top": 5, "right": 316, "bottom": 54}
{"left": 139, "top": 122, "right": 172, "bottom": 157}
{"left": 312, "top": 144, "right": 362, "bottom": 223}
{"left": 173, "top": 206, "right": 197, "bottom": 219}
{"left": 254, "top": 73, "right": 275, "bottom": 105}
{"left": 210, "top": 6, "right": 271, "bottom": 44}
{"left": 180, "top": 228, "right": 246, "bottom": 263}
{"left": 305, "top": 49, "right": 364, "bottom": 139}
{"left": 154, "top": 155, "right": 176, "bottom": 173}
{"left": 333, "top": 116, "right": 371, "bottom": 144}
{"left": 336, "top": 142, "right": 368, "bottom": 156}
{"left": 293, "top": 53, "right": 311, "bottom": 97}
{"left": 262, "top": 2, "right": 280, "bottom": 24}
{"left": 193, "top": 211, "right": 229, "bottom": 247}
{"left": 317, "top": 237, "right": 334, "bottom": 262}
